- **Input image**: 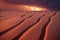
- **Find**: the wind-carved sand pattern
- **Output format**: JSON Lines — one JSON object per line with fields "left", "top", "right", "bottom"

{"left": 0, "top": 11, "right": 60, "bottom": 40}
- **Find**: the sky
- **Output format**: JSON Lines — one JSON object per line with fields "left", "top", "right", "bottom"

{"left": 1, "top": 0, "right": 60, "bottom": 10}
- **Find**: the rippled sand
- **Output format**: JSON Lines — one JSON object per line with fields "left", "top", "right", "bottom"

{"left": 0, "top": 11, "right": 60, "bottom": 40}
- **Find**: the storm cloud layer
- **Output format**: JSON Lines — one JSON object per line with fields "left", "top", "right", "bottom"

{"left": 3, "top": 0, "right": 60, "bottom": 10}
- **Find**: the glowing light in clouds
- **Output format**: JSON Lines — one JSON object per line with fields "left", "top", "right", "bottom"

{"left": 22, "top": 5, "right": 47, "bottom": 11}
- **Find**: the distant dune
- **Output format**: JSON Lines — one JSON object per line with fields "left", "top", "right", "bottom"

{"left": 0, "top": 11, "right": 60, "bottom": 40}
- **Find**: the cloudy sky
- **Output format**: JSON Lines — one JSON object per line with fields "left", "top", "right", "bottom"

{"left": 0, "top": 0, "right": 60, "bottom": 10}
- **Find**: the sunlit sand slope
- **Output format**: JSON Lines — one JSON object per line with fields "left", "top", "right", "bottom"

{"left": 0, "top": 11, "right": 60, "bottom": 40}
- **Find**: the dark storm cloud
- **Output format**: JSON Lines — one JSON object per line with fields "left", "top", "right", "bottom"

{"left": 3, "top": 0, "right": 60, "bottom": 10}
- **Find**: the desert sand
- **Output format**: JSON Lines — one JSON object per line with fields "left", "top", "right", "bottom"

{"left": 0, "top": 11, "right": 60, "bottom": 40}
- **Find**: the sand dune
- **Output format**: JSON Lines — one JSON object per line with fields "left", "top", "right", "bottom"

{"left": 0, "top": 11, "right": 60, "bottom": 40}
